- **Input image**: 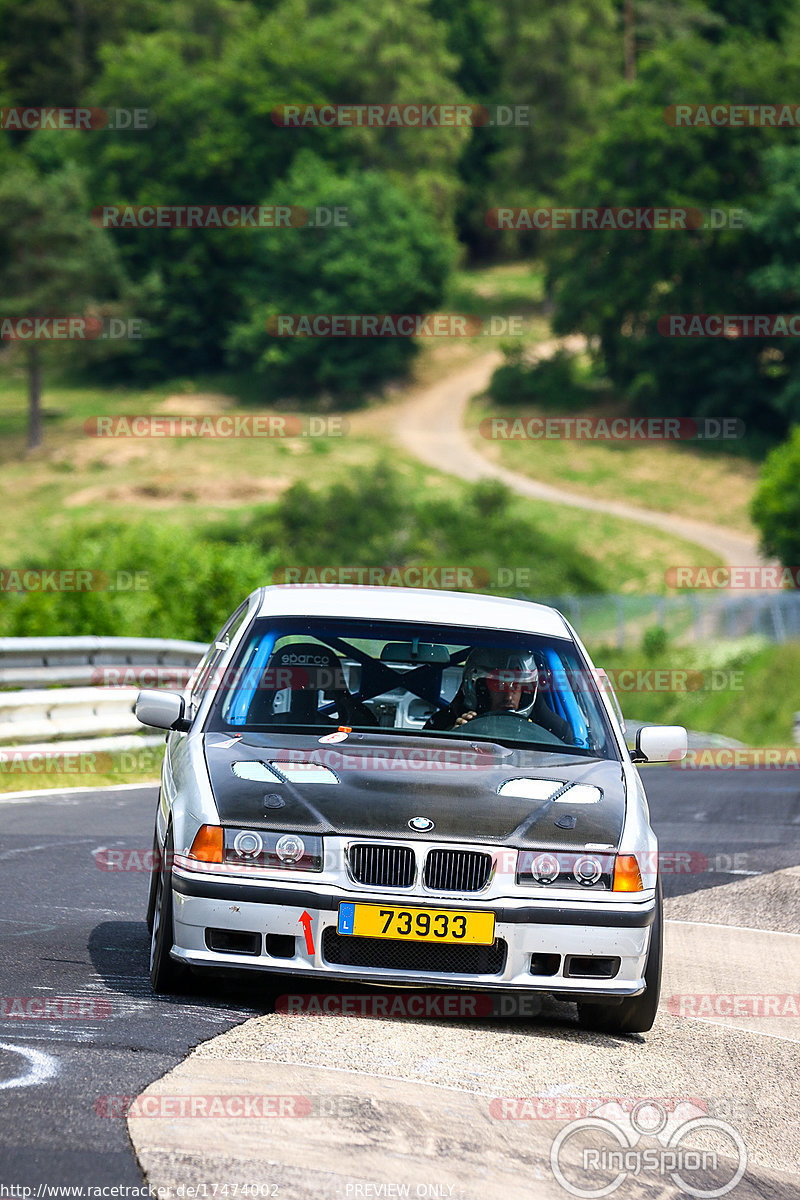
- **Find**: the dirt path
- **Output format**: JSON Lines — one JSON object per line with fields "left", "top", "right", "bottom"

{"left": 388, "top": 345, "right": 764, "bottom": 568}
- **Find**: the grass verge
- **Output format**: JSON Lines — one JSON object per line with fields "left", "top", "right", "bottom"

{"left": 593, "top": 638, "right": 800, "bottom": 748}
{"left": 0, "top": 744, "right": 164, "bottom": 794}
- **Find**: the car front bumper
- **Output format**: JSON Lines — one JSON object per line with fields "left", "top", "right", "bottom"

{"left": 170, "top": 869, "right": 655, "bottom": 998}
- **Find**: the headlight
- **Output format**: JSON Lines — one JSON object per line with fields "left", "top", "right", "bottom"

{"left": 233, "top": 830, "right": 264, "bottom": 859}
{"left": 188, "top": 825, "right": 323, "bottom": 873}
{"left": 530, "top": 853, "right": 560, "bottom": 885}
{"left": 573, "top": 855, "right": 603, "bottom": 886}
{"left": 225, "top": 828, "right": 322, "bottom": 872}
{"left": 516, "top": 849, "right": 614, "bottom": 891}
{"left": 275, "top": 834, "right": 305, "bottom": 864}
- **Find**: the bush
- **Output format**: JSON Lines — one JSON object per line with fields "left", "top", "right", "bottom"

{"left": 0, "top": 463, "right": 606, "bottom": 640}
{"left": 0, "top": 523, "right": 278, "bottom": 641}
{"left": 488, "top": 348, "right": 602, "bottom": 411}
{"left": 641, "top": 625, "right": 669, "bottom": 658}
{"left": 220, "top": 459, "right": 604, "bottom": 596}
{"left": 751, "top": 426, "right": 800, "bottom": 564}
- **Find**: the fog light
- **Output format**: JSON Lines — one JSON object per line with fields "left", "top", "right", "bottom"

{"left": 531, "top": 852, "right": 560, "bottom": 885}
{"left": 276, "top": 834, "right": 305, "bottom": 864}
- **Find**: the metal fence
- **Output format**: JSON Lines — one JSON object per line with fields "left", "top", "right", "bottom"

{"left": 530, "top": 591, "right": 800, "bottom": 648}
{"left": 0, "top": 637, "right": 207, "bottom": 747}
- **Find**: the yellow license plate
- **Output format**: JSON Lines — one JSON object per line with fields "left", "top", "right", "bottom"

{"left": 337, "top": 902, "right": 495, "bottom": 945}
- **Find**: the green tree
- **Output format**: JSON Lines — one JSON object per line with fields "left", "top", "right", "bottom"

{"left": 746, "top": 143, "right": 800, "bottom": 430}
{"left": 544, "top": 33, "right": 800, "bottom": 441}
{"left": 432, "top": 0, "right": 621, "bottom": 257}
{"left": 0, "top": 0, "right": 158, "bottom": 107}
{"left": 226, "top": 153, "right": 456, "bottom": 403}
{"left": 61, "top": 0, "right": 466, "bottom": 378}
{"left": 0, "top": 159, "right": 126, "bottom": 450}
{"left": 704, "top": 0, "right": 797, "bottom": 39}
{"left": 751, "top": 427, "right": 800, "bottom": 565}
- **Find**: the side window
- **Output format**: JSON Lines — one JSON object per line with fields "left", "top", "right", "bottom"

{"left": 188, "top": 602, "right": 251, "bottom": 715}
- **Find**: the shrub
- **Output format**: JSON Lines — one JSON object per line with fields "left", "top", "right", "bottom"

{"left": 751, "top": 426, "right": 800, "bottom": 564}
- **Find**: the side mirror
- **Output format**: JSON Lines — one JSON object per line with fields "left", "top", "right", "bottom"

{"left": 135, "top": 689, "right": 191, "bottom": 732}
{"left": 631, "top": 724, "right": 687, "bottom": 764}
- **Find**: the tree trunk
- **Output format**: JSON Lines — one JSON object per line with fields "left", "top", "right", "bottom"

{"left": 624, "top": 0, "right": 636, "bottom": 82}
{"left": 27, "top": 342, "right": 42, "bottom": 452}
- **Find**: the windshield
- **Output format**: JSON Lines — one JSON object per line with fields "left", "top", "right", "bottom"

{"left": 207, "top": 616, "right": 618, "bottom": 760}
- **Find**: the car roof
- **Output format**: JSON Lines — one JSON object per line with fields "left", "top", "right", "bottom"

{"left": 253, "top": 585, "right": 572, "bottom": 639}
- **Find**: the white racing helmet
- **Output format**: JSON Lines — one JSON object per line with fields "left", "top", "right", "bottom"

{"left": 461, "top": 648, "right": 540, "bottom": 716}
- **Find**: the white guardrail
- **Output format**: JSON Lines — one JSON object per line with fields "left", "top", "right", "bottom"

{"left": 0, "top": 637, "right": 208, "bottom": 746}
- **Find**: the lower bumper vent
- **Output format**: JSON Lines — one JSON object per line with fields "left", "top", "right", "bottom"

{"left": 205, "top": 928, "right": 261, "bottom": 956}
{"left": 565, "top": 955, "right": 621, "bottom": 979}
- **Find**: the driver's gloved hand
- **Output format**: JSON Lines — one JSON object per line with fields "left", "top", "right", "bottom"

{"left": 454, "top": 710, "right": 477, "bottom": 726}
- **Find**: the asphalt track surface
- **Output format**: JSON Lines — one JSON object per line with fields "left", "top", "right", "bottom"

{"left": 0, "top": 770, "right": 798, "bottom": 1192}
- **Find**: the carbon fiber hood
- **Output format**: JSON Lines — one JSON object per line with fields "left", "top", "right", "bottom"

{"left": 203, "top": 731, "right": 627, "bottom": 850}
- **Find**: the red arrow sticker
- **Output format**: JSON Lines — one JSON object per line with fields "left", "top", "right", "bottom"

{"left": 298, "top": 910, "right": 315, "bottom": 956}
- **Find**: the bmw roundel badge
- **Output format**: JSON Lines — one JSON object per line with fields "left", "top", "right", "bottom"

{"left": 408, "top": 815, "right": 434, "bottom": 832}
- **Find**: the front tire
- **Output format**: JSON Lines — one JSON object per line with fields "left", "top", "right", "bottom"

{"left": 577, "top": 878, "right": 663, "bottom": 1036}
{"left": 145, "top": 825, "right": 161, "bottom": 935}
{"left": 149, "top": 827, "right": 189, "bottom": 994}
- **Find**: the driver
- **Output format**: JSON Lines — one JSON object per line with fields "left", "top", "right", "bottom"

{"left": 425, "top": 648, "right": 574, "bottom": 743}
